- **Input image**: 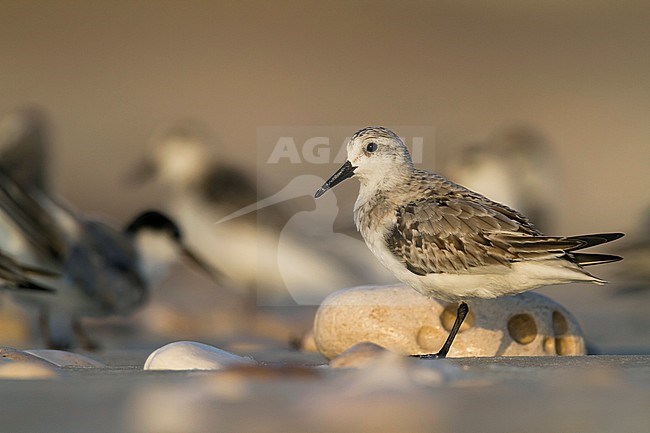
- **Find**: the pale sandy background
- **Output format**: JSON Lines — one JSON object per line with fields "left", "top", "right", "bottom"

{"left": 1, "top": 0, "right": 648, "bottom": 236}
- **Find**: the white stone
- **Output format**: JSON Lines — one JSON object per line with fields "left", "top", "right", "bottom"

{"left": 314, "top": 284, "right": 586, "bottom": 359}
{"left": 144, "top": 341, "right": 256, "bottom": 371}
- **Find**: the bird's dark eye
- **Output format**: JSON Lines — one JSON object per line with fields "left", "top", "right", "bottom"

{"left": 366, "top": 142, "right": 378, "bottom": 152}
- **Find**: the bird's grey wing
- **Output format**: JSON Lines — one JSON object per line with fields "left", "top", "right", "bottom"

{"left": 385, "top": 197, "right": 584, "bottom": 275}
{"left": 69, "top": 220, "right": 145, "bottom": 313}
{"left": 83, "top": 220, "right": 137, "bottom": 272}
{"left": 0, "top": 170, "right": 66, "bottom": 261}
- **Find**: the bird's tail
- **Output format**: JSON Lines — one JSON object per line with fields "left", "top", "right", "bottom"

{"left": 566, "top": 233, "right": 624, "bottom": 249}
{"left": 571, "top": 252, "right": 623, "bottom": 267}
{"left": 565, "top": 233, "right": 624, "bottom": 266}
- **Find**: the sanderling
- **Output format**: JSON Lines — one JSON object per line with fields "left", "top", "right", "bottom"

{"left": 0, "top": 168, "right": 213, "bottom": 349}
{"left": 315, "top": 126, "right": 623, "bottom": 358}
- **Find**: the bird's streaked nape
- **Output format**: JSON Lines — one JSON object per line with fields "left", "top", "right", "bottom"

{"left": 315, "top": 126, "right": 623, "bottom": 358}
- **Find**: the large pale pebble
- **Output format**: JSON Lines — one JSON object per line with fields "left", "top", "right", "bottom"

{"left": 144, "top": 341, "right": 256, "bottom": 371}
{"left": 314, "top": 284, "right": 585, "bottom": 359}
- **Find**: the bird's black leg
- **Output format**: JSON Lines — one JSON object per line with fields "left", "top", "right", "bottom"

{"left": 415, "top": 302, "right": 469, "bottom": 359}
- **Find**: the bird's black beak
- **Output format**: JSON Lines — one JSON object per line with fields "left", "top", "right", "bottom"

{"left": 180, "top": 246, "right": 228, "bottom": 285}
{"left": 314, "top": 161, "right": 357, "bottom": 198}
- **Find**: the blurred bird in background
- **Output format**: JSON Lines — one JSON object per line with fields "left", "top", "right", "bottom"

{"left": 611, "top": 208, "right": 650, "bottom": 296}
{"left": 0, "top": 106, "right": 49, "bottom": 191}
{"left": 0, "top": 108, "right": 214, "bottom": 349}
{"left": 129, "top": 121, "right": 395, "bottom": 306}
{"left": 444, "top": 125, "right": 560, "bottom": 232}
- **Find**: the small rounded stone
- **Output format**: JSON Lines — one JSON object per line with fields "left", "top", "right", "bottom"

{"left": 440, "top": 303, "right": 474, "bottom": 332}
{"left": 329, "top": 342, "right": 390, "bottom": 368}
{"left": 144, "top": 341, "right": 256, "bottom": 371}
{"left": 290, "top": 329, "right": 318, "bottom": 353}
{"left": 507, "top": 313, "right": 537, "bottom": 345}
{"left": 416, "top": 326, "right": 441, "bottom": 352}
{"left": 543, "top": 336, "right": 556, "bottom": 354}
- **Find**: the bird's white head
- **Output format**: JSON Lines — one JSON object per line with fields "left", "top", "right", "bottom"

{"left": 125, "top": 211, "right": 185, "bottom": 285}
{"left": 127, "top": 122, "right": 213, "bottom": 189}
{"left": 315, "top": 126, "right": 413, "bottom": 198}
{"left": 151, "top": 125, "right": 211, "bottom": 187}
{"left": 125, "top": 211, "right": 216, "bottom": 286}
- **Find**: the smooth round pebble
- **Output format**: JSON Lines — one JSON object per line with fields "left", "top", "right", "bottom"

{"left": 329, "top": 342, "right": 392, "bottom": 369}
{"left": 292, "top": 329, "right": 319, "bottom": 353}
{"left": 144, "top": 341, "right": 256, "bottom": 371}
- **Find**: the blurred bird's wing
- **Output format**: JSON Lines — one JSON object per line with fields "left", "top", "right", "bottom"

{"left": 74, "top": 219, "right": 146, "bottom": 313}
{"left": 83, "top": 219, "right": 138, "bottom": 272}
{"left": 0, "top": 169, "right": 67, "bottom": 261}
